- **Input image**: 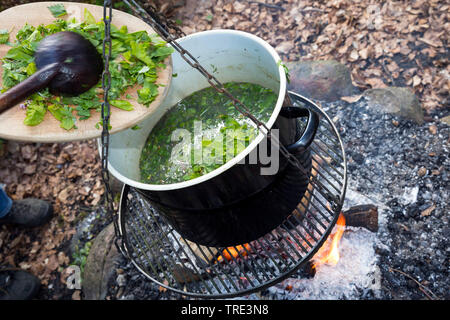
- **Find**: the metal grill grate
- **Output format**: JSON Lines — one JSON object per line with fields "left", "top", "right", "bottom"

{"left": 118, "top": 92, "right": 347, "bottom": 298}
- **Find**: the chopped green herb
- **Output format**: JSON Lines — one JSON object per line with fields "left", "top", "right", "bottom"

{"left": 48, "top": 104, "right": 77, "bottom": 130}
{"left": 111, "top": 100, "right": 134, "bottom": 111}
{"left": 0, "top": 29, "right": 9, "bottom": 44}
{"left": 48, "top": 4, "right": 67, "bottom": 18}
{"left": 24, "top": 100, "right": 47, "bottom": 126}
{"left": 25, "top": 62, "right": 37, "bottom": 76}
{"left": 83, "top": 8, "right": 96, "bottom": 25}
{"left": 137, "top": 81, "right": 159, "bottom": 106}
{"left": 1, "top": 5, "right": 174, "bottom": 130}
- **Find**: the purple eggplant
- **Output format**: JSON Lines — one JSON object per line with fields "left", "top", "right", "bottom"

{"left": 0, "top": 31, "right": 103, "bottom": 113}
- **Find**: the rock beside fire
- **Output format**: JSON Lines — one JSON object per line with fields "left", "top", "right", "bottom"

{"left": 82, "top": 223, "right": 122, "bottom": 300}
{"left": 440, "top": 115, "right": 450, "bottom": 126}
{"left": 287, "top": 60, "right": 357, "bottom": 102}
{"left": 362, "top": 87, "right": 424, "bottom": 124}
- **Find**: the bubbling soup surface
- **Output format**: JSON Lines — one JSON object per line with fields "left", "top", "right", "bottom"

{"left": 139, "top": 82, "right": 277, "bottom": 184}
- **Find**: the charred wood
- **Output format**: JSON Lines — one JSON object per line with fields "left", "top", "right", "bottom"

{"left": 342, "top": 204, "right": 378, "bottom": 232}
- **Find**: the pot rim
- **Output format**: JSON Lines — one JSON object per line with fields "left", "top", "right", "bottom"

{"left": 107, "top": 29, "right": 287, "bottom": 191}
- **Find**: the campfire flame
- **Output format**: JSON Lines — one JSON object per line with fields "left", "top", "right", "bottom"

{"left": 313, "top": 214, "right": 346, "bottom": 269}
{"left": 217, "top": 244, "right": 251, "bottom": 262}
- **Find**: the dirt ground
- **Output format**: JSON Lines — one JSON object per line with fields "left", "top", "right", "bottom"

{"left": 0, "top": 0, "right": 448, "bottom": 299}
{"left": 172, "top": 0, "right": 448, "bottom": 112}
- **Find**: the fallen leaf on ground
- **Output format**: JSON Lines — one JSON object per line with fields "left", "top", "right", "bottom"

{"left": 421, "top": 205, "right": 436, "bottom": 217}
{"left": 341, "top": 95, "right": 362, "bottom": 103}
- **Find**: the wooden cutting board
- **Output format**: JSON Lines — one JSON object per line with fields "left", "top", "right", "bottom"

{"left": 0, "top": 2, "right": 172, "bottom": 142}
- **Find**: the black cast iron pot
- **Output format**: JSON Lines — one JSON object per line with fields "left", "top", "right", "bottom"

{"left": 147, "top": 141, "right": 313, "bottom": 246}
{"left": 106, "top": 31, "right": 319, "bottom": 246}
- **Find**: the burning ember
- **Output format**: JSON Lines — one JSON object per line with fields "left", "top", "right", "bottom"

{"left": 217, "top": 244, "right": 251, "bottom": 262}
{"left": 312, "top": 214, "right": 346, "bottom": 269}
{"left": 214, "top": 214, "right": 346, "bottom": 266}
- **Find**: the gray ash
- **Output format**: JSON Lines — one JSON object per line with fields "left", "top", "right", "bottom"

{"left": 323, "top": 99, "right": 449, "bottom": 300}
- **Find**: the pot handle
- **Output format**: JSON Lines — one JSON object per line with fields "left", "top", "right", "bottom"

{"left": 279, "top": 106, "right": 320, "bottom": 151}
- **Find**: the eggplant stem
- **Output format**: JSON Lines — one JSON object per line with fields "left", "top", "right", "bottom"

{"left": 0, "top": 63, "right": 60, "bottom": 113}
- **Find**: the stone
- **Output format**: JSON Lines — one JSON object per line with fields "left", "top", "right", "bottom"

{"left": 400, "top": 186, "right": 419, "bottom": 205}
{"left": 82, "top": 223, "right": 122, "bottom": 300}
{"left": 428, "top": 124, "right": 437, "bottom": 135}
{"left": 116, "top": 274, "right": 127, "bottom": 287}
{"left": 286, "top": 60, "right": 357, "bottom": 102}
{"left": 417, "top": 167, "right": 427, "bottom": 177}
{"left": 440, "top": 115, "right": 450, "bottom": 126}
{"left": 362, "top": 87, "right": 424, "bottom": 124}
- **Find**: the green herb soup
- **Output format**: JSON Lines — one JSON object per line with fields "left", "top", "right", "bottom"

{"left": 139, "top": 82, "right": 278, "bottom": 184}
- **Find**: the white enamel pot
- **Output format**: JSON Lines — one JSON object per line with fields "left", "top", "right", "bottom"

{"left": 104, "top": 30, "right": 319, "bottom": 246}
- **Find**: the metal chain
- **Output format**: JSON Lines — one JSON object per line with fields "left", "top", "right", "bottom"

{"left": 101, "top": 0, "right": 125, "bottom": 255}
{"left": 136, "top": 0, "right": 186, "bottom": 39}
{"left": 123, "top": 0, "right": 308, "bottom": 175}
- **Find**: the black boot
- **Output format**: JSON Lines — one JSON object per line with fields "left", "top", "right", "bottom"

{"left": 0, "top": 198, "right": 53, "bottom": 228}
{"left": 0, "top": 270, "right": 41, "bottom": 300}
